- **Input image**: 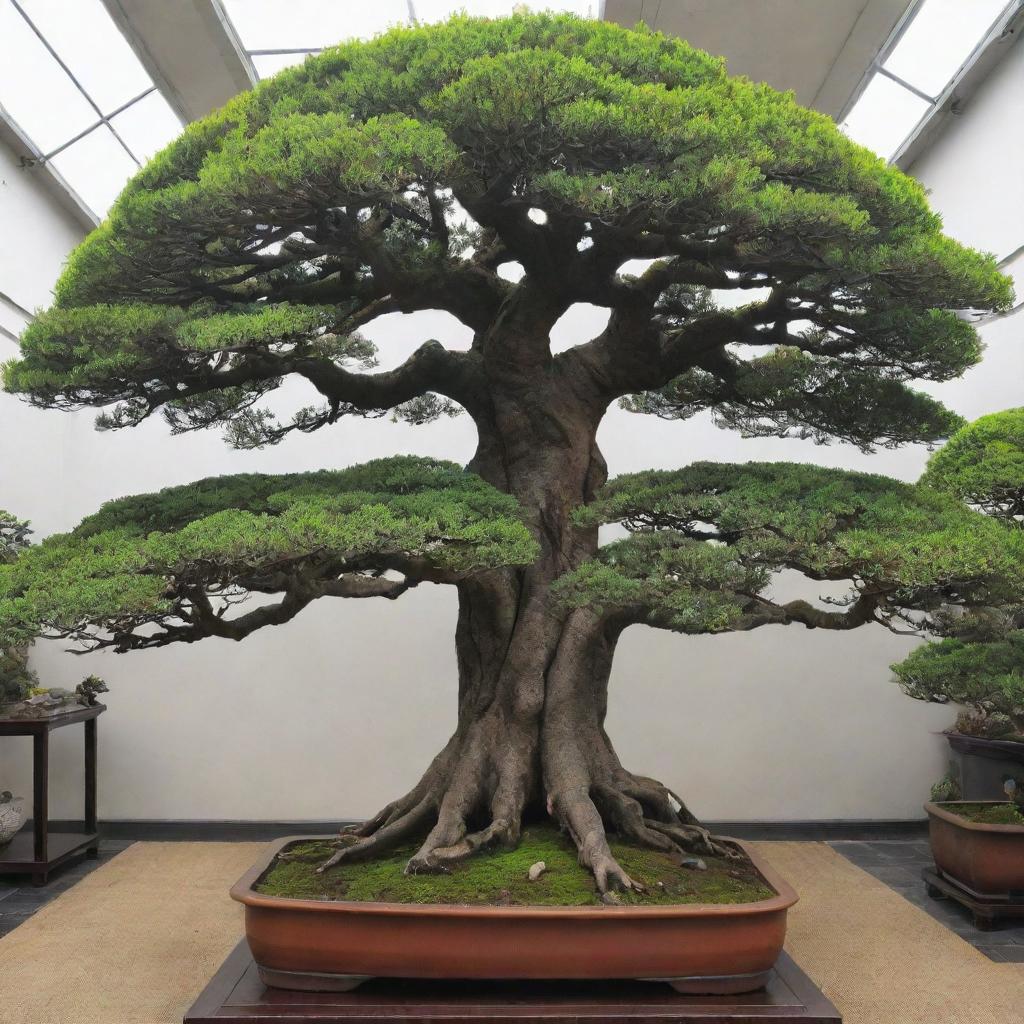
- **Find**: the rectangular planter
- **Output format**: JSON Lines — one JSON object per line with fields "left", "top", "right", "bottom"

{"left": 231, "top": 836, "right": 797, "bottom": 995}
{"left": 925, "top": 800, "right": 1024, "bottom": 898}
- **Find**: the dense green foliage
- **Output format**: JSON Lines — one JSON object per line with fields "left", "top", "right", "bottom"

{"left": 894, "top": 632, "right": 1024, "bottom": 739}
{"left": 623, "top": 341, "right": 967, "bottom": 451}
{"left": 2, "top": 13, "right": 1010, "bottom": 451}
{"left": 0, "top": 458, "right": 535, "bottom": 651}
{"left": 922, "top": 408, "right": 1024, "bottom": 524}
{"left": 257, "top": 825, "right": 772, "bottom": 906}
{"left": 0, "top": 13, "right": 1016, "bottom": 676}
{"left": 557, "top": 462, "right": 1024, "bottom": 633}
{"left": 890, "top": 410, "right": 1024, "bottom": 738}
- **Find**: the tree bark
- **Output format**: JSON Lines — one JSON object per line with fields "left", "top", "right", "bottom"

{"left": 319, "top": 305, "right": 731, "bottom": 889}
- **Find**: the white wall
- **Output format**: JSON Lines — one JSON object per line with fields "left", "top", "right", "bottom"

{"left": 1, "top": 40, "right": 1022, "bottom": 823}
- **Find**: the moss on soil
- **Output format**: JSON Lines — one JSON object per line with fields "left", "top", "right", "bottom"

{"left": 255, "top": 824, "right": 774, "bottom": 907}
{"left": 948, "top": 802, "right": 1024, "bottom": 826}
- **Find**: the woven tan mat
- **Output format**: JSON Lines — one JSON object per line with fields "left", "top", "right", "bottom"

{"left": 0, "top": 839, "right": 1020, "bottom": 1023}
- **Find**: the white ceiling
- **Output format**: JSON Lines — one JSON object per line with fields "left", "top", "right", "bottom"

{"left": 604, "top": 0, "right": 914, "bottom": 119}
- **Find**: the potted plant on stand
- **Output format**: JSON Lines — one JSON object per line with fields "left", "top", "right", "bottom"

{"left": 893, "top": 408, "right": 1024, "bottom": 926}
{"left": 1, "top": 12, "right": 1020, "bottom": 994}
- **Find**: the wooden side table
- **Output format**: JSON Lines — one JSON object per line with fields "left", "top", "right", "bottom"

{"left": 0, "top": 702, "right": 104, "bottom": 885}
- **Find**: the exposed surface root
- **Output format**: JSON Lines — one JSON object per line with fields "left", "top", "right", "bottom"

{"left": 317, "top": 798, "right": 434, "bottom": 872}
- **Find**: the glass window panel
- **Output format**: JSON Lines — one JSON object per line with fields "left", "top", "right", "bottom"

{"left": 223, "top": 0, "right": 409, "bottom": 50}
{"left": 0, "top": 1, "right": 97, "bottom": 153}
{"left": 252, "top": 52, "right": 316, "bottom": 79}
{"left": 18, "top": 0, "right": 153, "bottom": 113}
{"left": 109, "top": 90, "right": 182, "bottom": 164}
{"left": 840, "top": 73, "right": 930, "bottom": 161}
{"left": 413, "top": 0, "right": 595, "bottom": 22}
{"left": 48, "top": 125, "right": 138, "bottom": 216}
{"left": 883, "top": 0, "right": 1008, "bottom": 98}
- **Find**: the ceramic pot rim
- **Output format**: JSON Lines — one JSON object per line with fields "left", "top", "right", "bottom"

{"left": 231, "top": 835, "right": 798, "bottom": 919}
{"left": 925, "top": 800, "right": 1024, "bottom": 835}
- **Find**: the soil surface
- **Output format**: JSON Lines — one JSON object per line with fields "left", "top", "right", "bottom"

{"left": 256, "top": 824, "right": 774, "bottom": 906}
{"left": 947, "top": 802, "right": 1024, "bottom": 826}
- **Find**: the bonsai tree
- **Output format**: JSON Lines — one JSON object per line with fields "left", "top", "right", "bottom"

{"left": 1, "top": 14, "right": 1020, "bottom": 891}
{"left": 0, "top": 511, "right": 36, "bottom": 704}
{"left": 894, "top": 409, "right": 1024, "bottom": 741}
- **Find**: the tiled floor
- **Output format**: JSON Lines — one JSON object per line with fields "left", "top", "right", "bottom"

{"left": 831, "top": 838, "right": 1024, "bottom": 963}
{"left": 0, "top": 839, "right": 133, "bottom": 939}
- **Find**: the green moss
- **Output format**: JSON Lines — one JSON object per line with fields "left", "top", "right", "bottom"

{"left": 256, "top": 825, "right": 774, "bottom": 907}
{"left": 945, "top": 803, "right": 1024, "bottom": 826}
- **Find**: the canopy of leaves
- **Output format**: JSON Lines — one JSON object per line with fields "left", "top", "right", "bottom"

{"left": 921, "top": 407, "right": 1024, "bottom": 524}
{"left": 0, "top": 457, "right": 536, "bottom": 651}
{"left": 556, "top": 462, "right": 1024, "bottom": 632}
{"left": 3, "top": 13, "right": 1011, "bottom": 451}
{"left": 893, "top": 632, "right": 1024, "bottom": 737}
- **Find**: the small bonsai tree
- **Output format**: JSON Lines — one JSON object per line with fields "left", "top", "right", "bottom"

{"left": 922, "top": 408, "right": 1024, "bottom": 525}
{"left": 894, "top": 410, "right": 1024, "bottom": 741}
{"left": 1, "top": 15, "right": 1021, "bottom": 890}
{"left": 0, "top": 511, "right": 36, "bottom": 705}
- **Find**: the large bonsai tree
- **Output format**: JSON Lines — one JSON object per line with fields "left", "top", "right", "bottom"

{"left": 2, "top": 14, "right": 1021, "bottom": 890}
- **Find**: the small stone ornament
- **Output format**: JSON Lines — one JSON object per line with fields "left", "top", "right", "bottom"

{"left": 0, "top": 790, "right": 25, "bottom": 847}
{"left": 527, "top": 861, "right": 546, "bottom": 881}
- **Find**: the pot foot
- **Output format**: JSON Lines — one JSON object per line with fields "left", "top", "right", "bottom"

{"left": 648, "top": 968, "right": 773, "bottom": 995}
{"left": 257, "top": 965, "right": 372, "bottom": 992}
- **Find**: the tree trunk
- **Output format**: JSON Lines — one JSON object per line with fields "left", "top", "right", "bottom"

{"left": 318, "top": 311, "right": 734, "bottom": 889}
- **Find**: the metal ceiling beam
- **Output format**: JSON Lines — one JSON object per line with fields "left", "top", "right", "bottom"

{"left": 894, "top": 0, "right": 1024, "bottom": 171}
{"left": 603, "top": 1, "right": 914, "bottom": 121}
{"left": 0, "top": 105, "right": 98, "bottom": 232}
{"left": 100, "top": 0, "right": 256, "bottom": 124}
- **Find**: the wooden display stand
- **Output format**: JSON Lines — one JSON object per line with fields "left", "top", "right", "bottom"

{"left": 185, "top": 942, "right": 842, "bottom": 1023}
{"left": 923, "top": 866, "right": 1024, "bottom": 930}
{"left": 0, "top": 703, "right": 104, "bottom": 885}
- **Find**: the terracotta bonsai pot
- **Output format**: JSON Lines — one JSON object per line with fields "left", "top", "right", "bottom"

{"left": 231, "top": 836, "right": 797, "bottom": 995}
{"left": 925, "top": 801, "right": 1024, "bottom": 898}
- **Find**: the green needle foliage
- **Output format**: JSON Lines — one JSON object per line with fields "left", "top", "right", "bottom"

{"left": 893, "top": 632, "right": 1024, "bottom": 740}
{"left": 558, "top": 462, "right": 1024, "bottom": 633}
{"left": 2, "top": 13, "right": 1010, "bottom": 450}
{"left": 0, "top": 13, "right": 1016, "bottom": 678}
{"left": 892, "top": 410, "right": 1024, "bottom": 739}
{"left": 921, "top": 408, "right": 1024, "bottom": 524}
{"left": 0, "top": 458, "right": 536, "bottom": 651}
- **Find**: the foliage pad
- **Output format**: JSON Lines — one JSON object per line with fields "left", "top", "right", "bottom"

{"left": 0, "top": 458, "right": 536, "bottom": 651}
{"left": 559, "top": 462, "right": 1024, "bottom": 632}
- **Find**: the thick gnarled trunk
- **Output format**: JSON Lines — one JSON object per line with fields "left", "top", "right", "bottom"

{"left": 319, "top": 312, "right": 733, "bottom": 889}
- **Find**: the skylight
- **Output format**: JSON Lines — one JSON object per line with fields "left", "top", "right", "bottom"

{"left": 840, "top": 0, "right": 1015, "bottom": 161}
{"left": 222, "top": 0, "right": 597, "bottom": 79}
{"left": 0, "top": 0, "right": 182, "bottom": 218}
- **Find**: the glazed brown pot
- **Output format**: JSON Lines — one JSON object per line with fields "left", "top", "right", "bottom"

{"left": 231, "top": 836, "right": 797, "bottom": 995}
{"left": 925, "top": 801, "right": 1024, "bottom": 898}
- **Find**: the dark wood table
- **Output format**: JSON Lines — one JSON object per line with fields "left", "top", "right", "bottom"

{"left": 185, "top": 942, "right": 842, "bottom": 1023}
{"left": 0, "top": 702, "right": 104, "bottom": 885}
